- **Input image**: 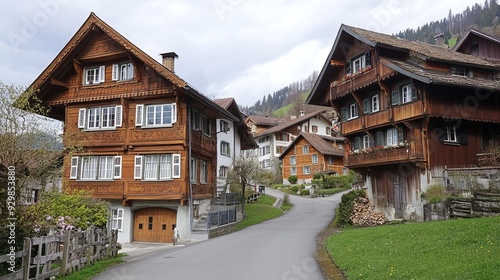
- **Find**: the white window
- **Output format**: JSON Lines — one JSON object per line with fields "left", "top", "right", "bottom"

{"left": 200, "top": 160, "right": 208, "bottom": 184}
{"left": 112, "top": 62, "right": 134, "bottom": 81}
{"left": 445, "top": 126, "right": 457, "bottom": 142}
{"left": 219, "top": 166, "right": 229, "bottom": 178}
{"left": 303, "top": 166, "right": 311, "bottom": 175}
{"left": 220, "top": 120, "right": 230, "bottom": 133}
{"left": 259, "top": 146, "right": 270, "bottom": 156}
{"left": 72, "top": 155, "right": 121, "bottom": 180}
{"left": 401, "top": 85, "right": 412, "bottom": 103}
{"left": 302, "top": 145, "right": 310, "bottom": 155}
{"left": 352, "top": 55, "right": 366, "bottom": 73}
{"left": 372, "top": 95, "right": 379, "bottom": 112}
{"left": 135, "top": 103, "right": 177, "bottom": 127}
{"left": 202, "top": 115, "right": 211, "bottom": 136}
{"left": 290, "top": 156, "right": 296, "bottom": 165}
{"left": 312, "top": 154, "right": 318, "bottom": 164}
{"left": 290, "top": 167, "right": 297, "bottom": 176}
{"left": 133, "top": 154, "right": 180, "bottom": 180}
{"left": 84, "top": 66, "right": 105, "bottom": 85}
{"left": 78, "top": 105, "right": 122, "bottom": 130}
{"left": 349, "top": 103, "right": 358, "bottom": 120}
{"left": 190, "top": 158, "right": 197, "bottom": 183}
{"left": 221, "top": 141, "right": 231, "bottom": 156}
{"left": 386, "top": 128, "right": 399, "bottom": 146}
{"left": 111, "top": 209, "right": 124, "bottom": 231}
{"left": 363, "top": 135, "right": 371, "bottom": 149}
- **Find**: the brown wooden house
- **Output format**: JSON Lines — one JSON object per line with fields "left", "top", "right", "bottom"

{"left": 279, "top": 132, "right": 345, "bottom": 184}
{"left": 307, "top": 24, "right": 500, "bottom": 220}
{"left": 453, "top": 28, "right": 500, "bottom": 59}
{"left": 25, "top": 13, "right": 239, "bottom": 243}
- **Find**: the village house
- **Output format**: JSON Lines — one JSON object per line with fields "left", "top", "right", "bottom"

{"left": 25, "top": 13, "right": 242, "bottom": 243}
{"left": 307, "top": 24, "right": 500, "bottom": 221}
{"left": 279, "top": 132, "right": 345, "bottom": 184}
{"left": 453, "top": 28, "right": 500, "bottom": 59}
{"left": 244, "top": 115, "right": 281, "bottom": 135}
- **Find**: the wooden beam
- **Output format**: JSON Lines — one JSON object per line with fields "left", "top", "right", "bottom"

{"left": 402, "top": 121, "right": 413, "bottom": 130}
{"left": 49, "top": 78, "right": 69, "bottom": 89}
{"left": 330, "top": 59, "right": 345, "bottom": 67}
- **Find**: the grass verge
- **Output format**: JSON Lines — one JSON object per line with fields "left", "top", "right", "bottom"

{"left": 55, "top": 253, "right": 125, "bottom": 279}
{"left": 234, "top": 194, "right": 286, "bottom": 231}
{"left": 326, "top": 216, "right": 500, "bottom": 279}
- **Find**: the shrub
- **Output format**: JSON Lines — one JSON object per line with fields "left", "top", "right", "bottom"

{"left": 300, "top": 189, "right": 310, "bottom": 196}
{"left": 323, "top": 174, "right": 354, "bottom": 189}
{"left": 271, "top": 184, "right": 286, "bottom": 189}
{"left": 313, "top": 173, "right": 321, "bottom": 180}
{"left": 289, "top": 185, "right": 299, "bottom": 194}
{"left": 336, "top": 189, "right": 366, "bottom": 227}
{"left": 422, "top": 184, "right": 447, "bottom": 203}
{"left": 288, "top": 175, "right": 298, "bottom": 184}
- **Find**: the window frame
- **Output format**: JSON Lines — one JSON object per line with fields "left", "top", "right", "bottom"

{"left": 112, "top": 62, "right": 134, "bottom": 81}
{"left": 200, "top": 160, "right": 208, "bottom": 184}
{"left": 111, "top": 208, "right": 124, "bottom": 231}
{"left": 312, "top": 125, "right": 318, "bottom": 133}
{"left": 302, "top": 145, "right": 310, "bottom": 155}
{"left": 445, "top": 125, "right": 457, "bottom": 143}
{"left": 348, "top": 103, "right": 358, "bottom": 120}
{"left": 290, "top": 167, "right": 297, "bottom": 176}
{"left": 220, "top": 141, "right": 231, "bottom": 156}
{"left": 133, "top": 154, "right": 180, "bottom": 180}
{"left": 71, "top": 155, "right": 122, "bottom": 181}
{"left": 83, "top": 65, "right": 105, "bottom": 85}
{"left": 311, "top": 154, "right": 319, "bottom": 164}
{"left": 135, "top": 103, "right": 177, "bottom": 128}
{"left": 219, "top": 166, "right": 229, "bottom": 178}
{"left": 386, "top": 128, "right": 399, "bottom": 146}
{"left": 303, "top": 166, "right": 311, "bottom": 175}
{"left": 290, "top": 156, "right": 296, "bottom": 165}
{"left": 371, "top": 94, "right": 379, "bottom": 112}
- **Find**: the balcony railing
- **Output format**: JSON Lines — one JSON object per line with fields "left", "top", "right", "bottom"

{"left": 330, "top": 68, "right": 377, "bottom": 99}
{"left": 347, "top": 145, "right": 424, "bottom": 167}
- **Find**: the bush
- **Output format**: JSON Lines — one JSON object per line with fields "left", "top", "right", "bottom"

{"left": 300, "top": 189, "right": 310, "bottom": 196}
{"left": 323, "top": 174, "right": 354, "bottom": 189}
{"left": 422, "top": 184, "right": 447, "bottom": 203}
{"left": 289, "top": 185, "right": 299, "bottom": 194}
{"left": 271, "top": 184, "right": 286, "bottom": 189}
{"left": 336, "top": 189, "right": 366, "bottom": 227}
{"left": 288, "top": 175, "right": 298, "bottom": 184}
{"left": 313, "top": 173, "right": 321, "bottom": 180}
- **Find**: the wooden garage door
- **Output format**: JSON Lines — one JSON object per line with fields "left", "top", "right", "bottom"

{"left": 133, "top": 208, "right": 177, "bottom": 243}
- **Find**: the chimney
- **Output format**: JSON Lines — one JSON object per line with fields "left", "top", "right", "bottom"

{"left": 160, "top": 52, "right": 178, "bottom": 72}
{"left": 434, "top": 33, "right": 445, "bottom": 46}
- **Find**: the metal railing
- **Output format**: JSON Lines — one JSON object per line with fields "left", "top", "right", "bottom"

{"left": 207, "top": 209, "right": 237, "bottom": 229}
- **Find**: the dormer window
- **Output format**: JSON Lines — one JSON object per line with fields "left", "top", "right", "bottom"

{"left": 84, "top": 66, "right": 105, "bottom": 85}
{"left": 345, "top": 51, "right": 371, "bottom": 75}
{"left": 112, "top": 62, "right": 134, "bottom": 81}
{"left": 451, "top": 67, "right": 466, "bottom": 77}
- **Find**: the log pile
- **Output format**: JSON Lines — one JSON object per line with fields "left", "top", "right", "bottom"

{"left": 350, "top": 197, "right": 387, "bottom": 226}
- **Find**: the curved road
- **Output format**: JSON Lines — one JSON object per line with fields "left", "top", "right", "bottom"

{"left": 95, "top": 188, "right": 344, "bottom": 280}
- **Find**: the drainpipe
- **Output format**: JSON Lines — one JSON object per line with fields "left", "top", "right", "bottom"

{"left": 188, "top": 102, "right": 194, "bottom": 232}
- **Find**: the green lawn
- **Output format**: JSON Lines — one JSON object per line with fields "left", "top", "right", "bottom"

{"left": 326, "top": 216, "right": 500, "bottom": 279}
{"left": 234, "top": 194, "right": 286, "bottom": 230}
{"left": 56, "top": 254, "right": 124, "bottom": 279}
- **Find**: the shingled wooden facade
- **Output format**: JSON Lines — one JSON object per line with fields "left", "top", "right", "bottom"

{"left": 307, "top": 24, "right": 500, "bottom": 220}
{"left": 27, "top": 13, "right": 238, "bottom": 243}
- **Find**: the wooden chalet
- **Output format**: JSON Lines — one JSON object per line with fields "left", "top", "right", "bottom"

{"left": 453, "top": 28, "right": 500, "bottom": 59}
{"left": 307, "top": 24, "right": 500, "bottom": 220}
{"left": 245, "top": 115, "right": 281, "bottom": 135}
{"left": 279, "top": 132, "right": 345, "bottom": 184}
{"left": 25, "top": 13, "right": 239, "bottom": 243}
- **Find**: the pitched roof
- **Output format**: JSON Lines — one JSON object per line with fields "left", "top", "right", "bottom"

{"left": 246, "top": 115, "right": 281, "bottom": 126}
{"left": 453, "top": 28, "right": 500, "bottom": 51}
{"left": 279, "top": 132, "right": 344, "bottom": 160}
{"left": 26, "top": 13, "right": 238, "bottom": 122}
{"left": 213, "top": 97, "right": 234, "bottom": 110}
{"left": 255, "top": 110, "right": 328, "bottom": 137}
{"left": 381, "top": 58, "right": 500, "bottom": 91}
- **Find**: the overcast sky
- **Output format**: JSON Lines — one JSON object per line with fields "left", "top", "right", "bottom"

{"left": 1, "top": 0, "right": 483, "bottom": 108}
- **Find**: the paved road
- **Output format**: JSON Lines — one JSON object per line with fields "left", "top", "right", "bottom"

{"left": 95, "top": 188, "right": 344, "bottom": 280}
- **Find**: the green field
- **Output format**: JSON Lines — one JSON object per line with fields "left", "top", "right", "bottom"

{"left": 326, "top": 216, "right": 500, "bottom": 279}
{"left": 234, "top": 194, "right": 287, "bottom": 230}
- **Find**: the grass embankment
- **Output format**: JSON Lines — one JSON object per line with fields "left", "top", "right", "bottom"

{"left": 234, "top": 194, "right": 289, "bottom": 231}
{"left": 326, "top": 216, "right": 500, "bottom": 279}
{"left": 56, "top": 254, "right": 124, "bottom": 279}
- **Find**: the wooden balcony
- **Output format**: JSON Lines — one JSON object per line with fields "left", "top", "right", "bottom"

{"left": 330, "top": 68, "right": 377, "bottom": 99}
{"left": 125, "top": 181, "right": 184, "bottom": 200}
{"left": 65, "top": 181, "right": 124, "bottom": 199}
{"left": 393, "top": 101, "right": 424, "bottom": 122}
{"left": 346, "top": 145, "right": 424, "bottom": 168}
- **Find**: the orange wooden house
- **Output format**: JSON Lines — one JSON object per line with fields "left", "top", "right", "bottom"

{"left": 279, "top": 132, "right": 345, "bottom": 184}
{"left": 25, "top": 13, "right": 239, "bottom": 243}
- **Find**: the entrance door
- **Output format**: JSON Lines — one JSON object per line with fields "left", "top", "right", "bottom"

{"left": 393, "top": 175, "right": 406, "bottom": 219}
{"left": 133, "top": 208, "right": 177, "bottom": 243}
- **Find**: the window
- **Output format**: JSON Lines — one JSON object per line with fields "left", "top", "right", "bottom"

{"left": 304, "top": 125, "right": 309, "bottom": 132}
{"left": 133, "top": 154, "right": 180, "bottom": 180}
{"left": 78, "top": 106, "right": 122, "bottom": 129}
{"left": 375, "top": 131, "right": 384, "bottom": 147}
{"left": 290, "top": 167, "right": 297, "bottom": 176}
{"left": 326, "top": 127, "right": 331, "bottom": 135}
{"left": 371, "top": 95, "right": 379, "bottom": 112}
{"left": 392, "top": 84, "right": 416, "bottom": 105}
{"left": 302, "top": 145, "right": 310, "bottom": 155}
{"left": 290, "top": 156, "right": 296, "bottom": 165}
{"left": 202, "top": 115, "right": 211, "bottom": 136}
{"left": 190, "top": 109, "right": 200, "bottom": 130}
{"left": 363, "top": 135, "right": 371, "bottom": 149}
{"left": 401, "top": 85, "right": 412, "bottom": 103}
{"left": 260, "top": 159, "right": 271, "bottom": 168}
{"left": 354, "top": 137, "right": 361, "bottom": 151}
{"left": 112, "top": 62, "right": 134, "bottom": 81}
{"left": 221, "top": 141, "right": 231, "bottom": 156}
{"left": 328, "top": 156, "right": 334, "bottom": 165}
{"left": 311, "top": 154, "right": 318, "bottom": 164}
{"left": 259, "top": 146, "right": 270, "bottom": 156}
{"left": 84, "top": 66, "right": 105, "bottom": 85}
{"left": 190, "top": 158, "right": 197, "bottom": 183}
{"left": 312, "top": 125, "right": 318, "bottom": 133}
{"left": 451, "top": 67, "right": 466, "bottom": 77}
{"left": 258, "top": 136, "right": 270, "bottom": 143}
{"left": 136, "top": 103, "right": 177, "bottom": 127}
{"left": 303, "top": 166, "right": 311, "bottom": 175}
{"left": 352, "top": 55, "right": 365, "bottom": 73}
{"left": 445, "top": 126, "right": 457, "bottom": 142}
{"left": 70, "top": 155, "right": 122, "bottom": 180}
{"left": 346, "top": 51, "right": 371, "bottom": 75}
{"left": 220, "top": 120, "right": 230, "bottom": 133}
{"left": 343, "top": 103, "right": 359, "bottom": 120}
{"left": 386, "top": 128, "right": 399, "bottom": 146}
{"left": 200, "top": 160, "right": 208, "bottom": 184}
{"left": 219, "top": 166, "right": 229, "bottom": 178}
{"left": 282, "top": 133, "right": 289, "bottom": 141}
{"left": 111, "top": 209, "right": 124, "bottom": 231}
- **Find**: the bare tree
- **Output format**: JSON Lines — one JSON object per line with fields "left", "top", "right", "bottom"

{"left": 225, "top": 154, "right": 262, "bottom": 216}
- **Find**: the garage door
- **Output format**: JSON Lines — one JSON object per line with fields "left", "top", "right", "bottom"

{"left": 133, "top": 207, "right": 177, "bottom": 243}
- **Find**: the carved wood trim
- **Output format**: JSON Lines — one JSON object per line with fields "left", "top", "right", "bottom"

{"left": 50, "top": 78, "right": 69, "bottom": 89}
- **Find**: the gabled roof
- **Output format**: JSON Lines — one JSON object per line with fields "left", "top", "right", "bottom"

{"left": 214, "top": 97, "right": 243, "bottom": 122}
{"left": 26, "top": 12, "right": 238, "bottom": 122}
{"left": 453, "top": 28, "right": 500, "bottom": 51}
{"left": 279, "top": 132, "right": 344, "bottom": 160}
{"left": 307, "top": 24, "right": 500, "bottom": 105}
{"left": 246, "top": 115, "right": 281, "bottom": 127}
{"left": 255, "top": 110, "right": 328, "bottom": 138}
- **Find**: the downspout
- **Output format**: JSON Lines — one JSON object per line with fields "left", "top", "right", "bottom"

{"left": 188, "top": 101, "right": 194, "bottom": 232}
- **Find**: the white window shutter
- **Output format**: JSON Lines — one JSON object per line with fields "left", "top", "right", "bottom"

{"left": 135, "top": 104, "right": 143, "bottom": 126}
{"left": 78, "top": 108, "right": 86, "bottom": 128}
{"left": 112, "top": 64, "right": 119, "bottom": 81}
{"left": 99, "top": 66, "right": 105, "bottom": 82}
{"left": 173, "top": 154, "right": 181, "bottom": 178}
{"left": 115, "top": 105, "right": 123, "bottom": 127}
{"left": 134, "top": 155, "right": 143, "bottom": 179}
{"left": 70, "top": 157, "right": 79, "bottom": 179}
{"left": 171, "top": 103, "right": 177, "bottom": 124}
{"left": 113, "top": 156, "right": 122, "bottom": 179}
{"left": 128, "top": 63, "right": 134, "bottom": 79}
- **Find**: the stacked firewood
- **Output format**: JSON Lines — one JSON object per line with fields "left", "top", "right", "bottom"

{"left": 350, "top": 197, "right": 387, "bottom": 226}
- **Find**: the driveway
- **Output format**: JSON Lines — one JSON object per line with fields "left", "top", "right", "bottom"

{"left": 94, "top": 188, "right": 344, "bottom": 280}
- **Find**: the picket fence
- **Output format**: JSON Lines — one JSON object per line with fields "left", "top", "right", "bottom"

{"left": 0, "top": 227, "right": 118, "bottom": 280}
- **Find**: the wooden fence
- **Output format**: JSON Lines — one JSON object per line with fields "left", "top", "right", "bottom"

{"left": 0, "top": 227, "right": 118, "bottom": 280}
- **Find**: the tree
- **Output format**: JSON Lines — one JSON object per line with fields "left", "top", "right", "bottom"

{"left": 225, "top": 154, "right": 262, "bottom": 216}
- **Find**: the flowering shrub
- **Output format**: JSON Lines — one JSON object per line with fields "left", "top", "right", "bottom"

{"left": 331, "top": 65, "right": 373, "bottom": 87}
